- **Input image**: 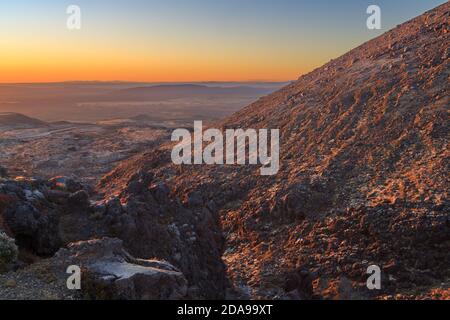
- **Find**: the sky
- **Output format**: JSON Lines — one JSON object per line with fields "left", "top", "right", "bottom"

{"left": 0, "top": 0, "right": 446, "bottom": 83}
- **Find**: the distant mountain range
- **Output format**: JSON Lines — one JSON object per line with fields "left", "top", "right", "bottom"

{"left": 0, "top": 82, "right": 288, "bottom": 122}
{"left": 103, "top": 84, "right": 279, "bottom": 101}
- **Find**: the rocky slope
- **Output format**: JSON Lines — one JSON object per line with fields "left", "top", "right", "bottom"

{"left": 1, "top": 3, "right": 448, "bottom": 300}
{"left": 97, "top": 3, "right": 449, "bottom": 299}
{"left": 0, "top": 173, "right": 226, "bottom": 299}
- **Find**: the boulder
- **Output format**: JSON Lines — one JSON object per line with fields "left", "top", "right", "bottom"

{"left": 55, "top": 238, "right": 188, "bottom": 300}
{"left": 2, "top": 201, "right": 61, "bottom": 256}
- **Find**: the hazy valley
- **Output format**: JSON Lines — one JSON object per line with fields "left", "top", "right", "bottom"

{"left": 0, "top": 82, "right": 284, "bottom": 184}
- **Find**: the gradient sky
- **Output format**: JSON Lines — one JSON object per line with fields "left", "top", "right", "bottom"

{"left": 0, "top": 0, "right": 445, "bottom": 83}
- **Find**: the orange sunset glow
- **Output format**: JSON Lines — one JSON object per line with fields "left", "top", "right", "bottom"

{"left": 2, "top": 1, "right": 440, "bottom": 83}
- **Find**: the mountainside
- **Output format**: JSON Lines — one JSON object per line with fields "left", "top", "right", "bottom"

{"left": 98, "top": 3, "right": 449, "bottom": 299}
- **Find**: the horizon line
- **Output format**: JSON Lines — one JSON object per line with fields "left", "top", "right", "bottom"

{"left": 0, "top": 79, "right": 294, "bottom": 85}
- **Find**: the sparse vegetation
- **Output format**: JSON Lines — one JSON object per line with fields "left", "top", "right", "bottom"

{"left": 0, "top": 232, "right": 18, "bottom": 272}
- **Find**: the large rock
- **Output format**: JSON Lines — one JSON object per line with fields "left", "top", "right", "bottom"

{"left": 2, "top": 200, "right": 61, "bottom": 256}
{"left": 0, "top": 178, "right": 65, "bottom": 256}
{"left": 55, "top": 238, "right": 188, "bottom": 300}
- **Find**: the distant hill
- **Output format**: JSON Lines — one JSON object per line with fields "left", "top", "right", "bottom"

{"left": 0, "top": 112, "right": 48, "bottom": 130}
{"left": 105, "top": 84, "right": 275, "bottom": 101}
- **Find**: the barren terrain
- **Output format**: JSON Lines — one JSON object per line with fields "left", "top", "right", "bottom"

{"left": 0, "top": 3, "right": 448, "bottom": 301}
{"left": 0, "top": 116, "right": 169, "bottom": 185}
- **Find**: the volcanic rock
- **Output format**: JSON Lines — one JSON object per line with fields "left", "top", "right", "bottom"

{"left": 57, "top": 238, "right": 188, "bottom": 300}
{"left": 0, "top": 238, "right": 188, "bottom": 300}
